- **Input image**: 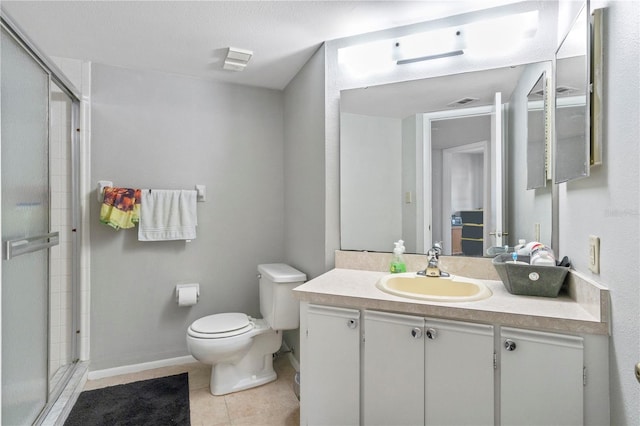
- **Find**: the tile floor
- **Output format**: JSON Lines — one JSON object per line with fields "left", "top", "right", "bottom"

{"left": 82, "top": 355, "right": 300, "bottom": 425}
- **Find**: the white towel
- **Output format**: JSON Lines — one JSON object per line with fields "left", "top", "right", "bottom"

{"left": 138, "top": 189, "right": 198, "bottom": 241}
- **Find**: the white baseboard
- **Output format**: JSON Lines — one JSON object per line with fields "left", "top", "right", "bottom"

{"left": 281, "top": 340, "right": 299, "bottom": 371}
{"left": 88, "top": 355, "right": 197, "bottom": 380}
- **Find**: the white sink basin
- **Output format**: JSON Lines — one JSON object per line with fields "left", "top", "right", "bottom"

{"left": 376, "top": 272, "right": 492, "bottom": 302}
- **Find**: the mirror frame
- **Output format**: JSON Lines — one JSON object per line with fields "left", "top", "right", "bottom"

{"left": 526, "top": 71, "right": 549, "bottom": 190}
{"left": 554, "top": 1, "right": 603, "bottom": 183}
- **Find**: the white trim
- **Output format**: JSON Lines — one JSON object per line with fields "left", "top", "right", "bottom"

{"left": 87, "top": 355, "right": 197, "bottom": 380}
{"left": 490, "top": 92, "right": 504, "bottom": 249}
{"left": 423, "top": 104, "right": 495, "bottom": 253}
{"left": 281, "top": 340, "right": 300, "bottom": 371}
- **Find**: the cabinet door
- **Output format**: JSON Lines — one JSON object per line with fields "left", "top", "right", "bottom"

{"left": 500, "top": 327, "right": 584, "bottom": 425}
{"left": 425, "top": 318, "right": 494, "bottom": 426}
{"left": 363, "top": 310, "right": 425, "bottom": 426}
{"left": 305, "top": 304, "right": 360, "bottom": 426}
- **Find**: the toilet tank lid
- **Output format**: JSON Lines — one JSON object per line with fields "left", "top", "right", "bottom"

{"left": 258, "top": 263, "right": 306, "bottom": 283}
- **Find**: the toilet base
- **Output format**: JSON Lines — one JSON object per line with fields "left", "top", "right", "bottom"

{"left": 209, "top": 328, "right": 282, "bottom": 395}
{"left": 210, "top": 354, "right": 276, "bottom": 395}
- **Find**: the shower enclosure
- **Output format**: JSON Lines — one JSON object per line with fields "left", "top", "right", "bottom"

{"left": 1, "top": 15, "right": 81, "bottom": 425}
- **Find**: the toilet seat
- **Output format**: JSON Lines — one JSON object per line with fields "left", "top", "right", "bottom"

{"left": 188, "top": 313, "right": 255, "bottom": 339}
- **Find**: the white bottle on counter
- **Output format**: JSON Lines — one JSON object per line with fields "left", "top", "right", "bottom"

{"left": 518, "top": 241, "right": 540, "bottom": 256}
{"left": 530, "top": 244, "right": 556, "bottom": 266}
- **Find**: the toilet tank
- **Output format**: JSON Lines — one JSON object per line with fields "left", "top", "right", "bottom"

{"left": 258, "top": 263, "right": 306, "bottom": 330}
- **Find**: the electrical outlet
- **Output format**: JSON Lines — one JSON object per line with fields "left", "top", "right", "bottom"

{"left": 588, "top": 235, "right": 600, "bottom": 273}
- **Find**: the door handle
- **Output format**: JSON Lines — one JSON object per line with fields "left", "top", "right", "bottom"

{"left": 426, "top": 328, "right": 437, "bottom": 340}
{"left": 504, "top": 339, "right": 517, "bottom": 351}
{"left": 410, "top": 327, "right": 423, "bottom": 339}
{"left": 4, "top": 232, "right": 59, "bottom": 260}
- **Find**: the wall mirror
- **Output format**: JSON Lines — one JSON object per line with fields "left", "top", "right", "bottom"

{"left": 555, "top": 2, "right": 603, "bottom": 182}
{"left": 526, "top": 71, "right": 548, "bottom": 190}
{"left": 340, "top": 61, "right": 553, "bottom": 255}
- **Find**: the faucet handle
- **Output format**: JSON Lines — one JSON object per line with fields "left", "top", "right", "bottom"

{"left": 431, "top": 242, "right": 443, "bottom": 257}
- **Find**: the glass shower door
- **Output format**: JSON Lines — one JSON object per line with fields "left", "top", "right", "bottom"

{"left": 1, "top": 28, "right": 52, "bottom": 425}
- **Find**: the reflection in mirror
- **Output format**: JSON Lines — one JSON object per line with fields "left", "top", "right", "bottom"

{"left": 438, "top": 127, "right": 489, "bottom": 257}
{"left": 526, "top": 72, "right": 548, "bottom": 190}
{"left": 555, "top": 4, "right": 589, "bottom": 183}
{"left": 508, "top": 61, "right": 553, "bottom": 248}
{"left": 340, "top": 63, "right": 552, "bottom": 255}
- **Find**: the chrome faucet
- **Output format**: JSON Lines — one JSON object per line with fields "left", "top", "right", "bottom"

{"left": 418, "top": 242, "right": 449, "bottom": 277}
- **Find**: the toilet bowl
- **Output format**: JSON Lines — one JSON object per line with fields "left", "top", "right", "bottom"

{"left": 186, "top": 264, "right": 306, "bottom": 395}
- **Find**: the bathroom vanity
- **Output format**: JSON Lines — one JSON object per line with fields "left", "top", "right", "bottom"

{"left": 293, "top": 256, "right": 610, "bottom": 426}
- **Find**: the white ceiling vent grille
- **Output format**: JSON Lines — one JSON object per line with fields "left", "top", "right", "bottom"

{"left": 223, "top": 47, "right": 253, "bottom": 72}
{"left": 556, "top": 85, "right": 578, "bottom": 95}
{"left": 447, "top": 97, "right": 479, "bottom": 107}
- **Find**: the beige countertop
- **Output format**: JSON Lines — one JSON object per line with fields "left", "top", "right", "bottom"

{"left": 293, "top": 267, "right": 610, "bottom": 335}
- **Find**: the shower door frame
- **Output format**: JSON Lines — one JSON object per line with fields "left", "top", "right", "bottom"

{"left": 1, "top": 11, "right": 82, "bottom": 424}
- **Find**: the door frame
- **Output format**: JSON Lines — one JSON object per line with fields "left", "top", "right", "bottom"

{"left": 423, "top": 104, "right": 499, "bottom": 254}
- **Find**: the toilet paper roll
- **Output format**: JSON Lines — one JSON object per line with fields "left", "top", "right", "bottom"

{"left": 177, "top": 286, "right": 198, "bottom": 307}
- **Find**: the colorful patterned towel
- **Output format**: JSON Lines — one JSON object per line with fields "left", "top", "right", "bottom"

{"left": 100, "top": 187, "right": 141, "bottom": 230}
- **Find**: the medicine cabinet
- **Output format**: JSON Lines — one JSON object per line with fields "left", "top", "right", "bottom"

{"left": 555, "top": 3, "right": 604, "bottom": 183}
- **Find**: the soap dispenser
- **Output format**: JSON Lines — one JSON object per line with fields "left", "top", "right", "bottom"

{"left": 390, "top": 240, "right": 407, "bottom": 273}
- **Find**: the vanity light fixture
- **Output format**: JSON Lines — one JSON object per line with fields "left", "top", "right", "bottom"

{"left": 338, "top": 39, "right": 396, "bottom": 77}
{"left": 393, "top": 27, "right": 465, "bottom": 65}
{"left": 464, "top": 10, "right": 539, "bottom": 58}
{"left": 223, "top": 47, "right": 252, "bottom": 71}
{"left": 339, "top": 8, "right": 539, "bottom": 75}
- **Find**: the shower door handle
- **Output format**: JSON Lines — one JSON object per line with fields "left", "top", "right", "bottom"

{"left": 4, "top": 231, "right": 59, "bottom": 260}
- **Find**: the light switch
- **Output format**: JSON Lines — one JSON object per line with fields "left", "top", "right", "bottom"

{"left": 588, "top": 235, "right": 600, "bottom": 274}
{"left": 405, "top": 191, "right": 413, "bottom": 204}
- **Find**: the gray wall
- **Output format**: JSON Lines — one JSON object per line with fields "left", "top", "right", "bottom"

{"left": 283, "top": 46, "right": 326, "bottom": 280}
{"left": 90, "top": 63, "right": 285, "bottom": 370}
{"left": 401, "top": 115, "right": 419, "bottom": 253}
{"left": 560, "top": 2, "right": 639, "bottom": 423}
{"left": 507, "top": 61, "right": 553, "bottom": 246}
{"left": 340, "top": 113, "right": 402, "bottom": 252}
{"left": 282, "top": 45, "right": 326, "bottom": 361}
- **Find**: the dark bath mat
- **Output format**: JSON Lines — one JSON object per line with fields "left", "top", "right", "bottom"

{"left": 65, "top": 373, "right": 190, "bottom": 426}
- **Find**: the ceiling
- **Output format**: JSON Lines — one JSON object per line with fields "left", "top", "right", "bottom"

{"left": 340, "top": 65, "right": 526, "bottom": 118}
{"left": 1, "top": 0, "right": 523, "bottom": 90}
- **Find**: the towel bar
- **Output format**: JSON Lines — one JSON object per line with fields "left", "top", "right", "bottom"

{"left": 97, "top": 182, "right": 206, "bottom": 203}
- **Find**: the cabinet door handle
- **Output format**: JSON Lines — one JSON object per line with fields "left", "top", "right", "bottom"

{"left": 346, "top": 319, "right": 358, "bottom": 329}
{"left": 410, "top": 327, "right": 423, "bottom": 339}
{"left": 504, "top": 339, "right": 517, "bottom": 351}
{"left": 426, "top": 328, "right": 437, "bottom": 340}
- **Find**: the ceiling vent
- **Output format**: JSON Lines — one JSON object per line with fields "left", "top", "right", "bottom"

{"left": 223, "top": 47, "right": 253, "bottom": 72}
{"left": 530, "top": 88, "right": 545, "bottom": 97}
{"left": 447, "top": 97, "right": 479, "bottom": 107}
{"left": 556, "top": 85, "right": 578, "bottom": 95}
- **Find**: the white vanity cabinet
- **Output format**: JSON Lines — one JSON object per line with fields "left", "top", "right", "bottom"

{"left": 363, "top": 311, "right": 425, "bottom": 425}
{"left": 424, "top": 318, "right": 494, "bottom": 425}
{"left": 363, "top": 311, "right": 494, "bottom": 426}
{"left": 299, "top": 303, "right": 607, "bottom": 426}
{"left": 302, "top": 304, "right": 360, "bottom": 426}
{"left": 499, "top": 327, "right": 584, "bottom": 425}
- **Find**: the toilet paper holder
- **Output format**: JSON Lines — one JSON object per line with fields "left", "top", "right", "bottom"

{"left": 176, "top": 283, "right": 200, "bottom": 305}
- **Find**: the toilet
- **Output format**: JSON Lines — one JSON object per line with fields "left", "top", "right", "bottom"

{"left": 186, "top": 263, "right": 306, "bottom": 395}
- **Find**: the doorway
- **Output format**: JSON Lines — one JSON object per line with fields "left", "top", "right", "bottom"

{"left": 442, "top": 141, "right": 489, "bottom": 256}
{"left": 423, "top": 96, "right": 506, "bottom": 255}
